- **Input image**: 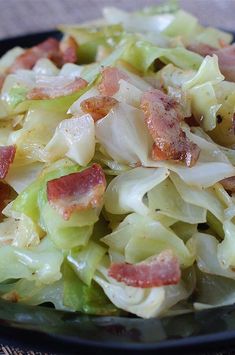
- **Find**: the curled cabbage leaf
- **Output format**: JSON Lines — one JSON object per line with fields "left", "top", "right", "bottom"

{"left": 105, "top": 167, "right": 169, "bottom": 215}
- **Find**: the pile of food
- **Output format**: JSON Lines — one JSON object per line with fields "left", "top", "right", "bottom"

{"left": 0, "top": 2, "right": 235, "bottom": 318}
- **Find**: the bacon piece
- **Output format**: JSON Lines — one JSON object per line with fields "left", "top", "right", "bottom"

{"left": 47, "top": 163, "right": 106, "bottom": 220}
{"left": 0, "top": 145, "right": 16, "bottom": 179}
{"left": 0, "top": 182, "right": 11, "bottom": 214}
{"left": 80, "top": 96, "right": 118, "bottom": 121}
{"left": 141, "top": 89, "right": 200, "bottom": 167}
{"left": 98, "top": 67, "right": 128, "bottom": 96}
{"left": 108, "top": 250, "right": 181, "bottom": 288}
{"left": 60, "top": 36, "right": 78, "bottom": 64}
{"left": 27, "top": 77, "right": 88, "bottom": 100}
{"left": 215, "top": 44, "right": 235, "bottom": 82}
{"left": 187, "top": 42, "right": 217, "bottom": 57}
{"left": 8, "top": 38, "right": 62, "bottom": 73}
{"left": 220, "top": 176, "right": 235, "bottom": 192}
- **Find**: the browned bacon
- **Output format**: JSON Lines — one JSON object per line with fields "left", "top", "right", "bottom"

{"left": 0, "top": 182, "right": 11, "bottom": 215}
{"left": 47, "top": 163, "right": 106, "bottom": 220}
{"left": 0, "top": 145, "right": 16, "bottom": 179}
{"left": 27, "top": 77, "right": 88, "bottom": 100}
{"left": 80, "top": 96, "right": 118, "bottom": 121}
{"left": 60, "top": 36, "right": 78, "bottom": 64}
{"left": 8, "top": 38, "right": 62, "bottom": 73}
{"left": 140, "top": 89, "right": 200, "bottom": 166}
{"left": 220, "top": 176, "right": 235, "bottom": 192}
{"left": 187, "top": 42, "right": 217, "bottom": 57}
{"left": 98, "top": 67, "right": 128, "bottom": 96}
{"left": 108, "top": 250, "right": 181, "bottom": 288}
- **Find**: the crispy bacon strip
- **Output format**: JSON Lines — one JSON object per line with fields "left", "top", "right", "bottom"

{"left": 108, "top": 250, "right": 181, "bottom": 288}
{"left": 140, "top": 89, "right": 200, "bottom": 166}
{"left": 8, "top": 38, "right": 62, "bottom": 73}
{"left": 188, "top": 42, "right": 235, "bottom": 82}
{"left": 27, "top": 77, "right": 88, "bottom": 100}
{"left": 47, "top": 163, "right": 106, "bottom": 220}
{"left": 98, "top": 67, "right": 128, "bottom": 96}
{"left": 80, "top": 96, "right": 118, "bottom": 121}
{"left": 0, "top": 145, "right": 16, "bottom": 179}
{"left": 60, "top": 36, "right": 78, "bottom": 64}
{"left": 220, "top": 176, "right": 235, "bottom": 192}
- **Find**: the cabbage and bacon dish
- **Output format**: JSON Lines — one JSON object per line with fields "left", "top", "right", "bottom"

{"left": 0, "top": 2, "right": 235, "bottom": 318}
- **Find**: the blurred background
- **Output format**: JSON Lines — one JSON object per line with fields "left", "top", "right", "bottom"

{"left": 0, "top": 0, "right": 234, "bottom": 39}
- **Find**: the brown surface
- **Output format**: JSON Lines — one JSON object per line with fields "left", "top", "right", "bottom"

{"left": 0, "top": 0, "right": 234, "bottom": 39}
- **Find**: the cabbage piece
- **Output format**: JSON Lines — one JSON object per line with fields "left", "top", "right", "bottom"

{"left": 40, "top": 203, "right": 96, "bottom": 250}
{"left": 182, "top": 55, "right": 224, "bottom": 131}
{"left": 63, "top": 261, "right": 120, "bottom": 315}
{"left": 188, "top": 233, "right": 235, "bottom": 279}
{"left": 0, "top": 214, "right": 40, "bottom": 248}
{"left": 170, "top": 173, "right": 225, "bottom": 222}
{"left": 93, "top": 149, "right": 131, "bottom": 176}
{"left": 102, "top": 213, "right": 175, "bottom": 251}
{"left": 0, "top": 237, "right": 63, "bottom": 284}
{"left": 13, "top": 84, "right": 88, "bottom": 117}
{"left": 80, "top": 39, "right": 129, "bottom": 83}
{"left": 103, "top": 7, "right": 174, "bottom": 33}
{"left": 33, "top": 58, "right": 59, "bottom": 76}
{"left": 163, "top": 10, "right": 199, "bottom": 40}
{"left": 94, "top": 263, "right": 194, "bottom": 318}
{"left": 148, "top": 177, "right": 206, "bottom": 223}
{"left": 137, "top": 1, "right": 179, "bottom": 15}
{"left": 183, "top": 55, "right": 224, "bottom": 90}
{"left": 117, "top": 66, "right": 152, "bottom": 91}
{"left": 113, "top": 79, "right": 143, "bottom": 107}
{"left": 217, "top": 221, "right": 235, "bottom": 269}
{"left": 148, "top": 132, "right": 235, "bottom": 187}
{"left": 2, "top": 70, "right": 35, "bottom": 106}
{"left": 147, "top": 152, "right": 235, "bottom": 188}
{"left": 0, "top": 47, "right": 24, "bottom": 73}
{"left": 5, "top": 162, "right": 43, "bottom": 193}
{"left": 121, "top": 39, "right": 202, "bottom": 72}
{"left": 105, "top": 167, "right": 169, "bottom": 215}
{"left": 102, "top": 213, "right": 193, "bottom": 267}
{"left": 210, "top": 91, "right": 235, "bottom": 147}
{"left": 0, "top": 120, "right": 14, "bottom": 144}
{"left": 0, "top": 278, "right": 67, "bottom": 310}
{"left": 194, "top": 269, "right": 235, "bottom": 310}
{"left": 59, "top": 63, "right": 84, "bottom": 78}
{"left": 190, "top": 82, "right": 221, "bottom": 131}
{"left": 195, "top": 27, "right": 233, "bottom": 48}
{"left": 95, "top": 103, "right": 152, "bottom": 165}
{"left": 187, "top": 129, "right": 230, "bottom": 164}
{"left": 171, "top": 221, "right": 198, "bottom": 243}
{"left": 59, "top": 24, "right": 123, "bottom": 64}
{"left": 8, "top": 108, "right": 68, "bottom": 163}
{"left": 67, "top": 241, "right": 106, "bottom": 285}
{"left": 43, "top": 114, "right": 95, "bottom": 166}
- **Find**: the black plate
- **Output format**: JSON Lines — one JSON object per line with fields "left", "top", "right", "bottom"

{"left": 0, "top": 30, "right": 235, "bottom": 355}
